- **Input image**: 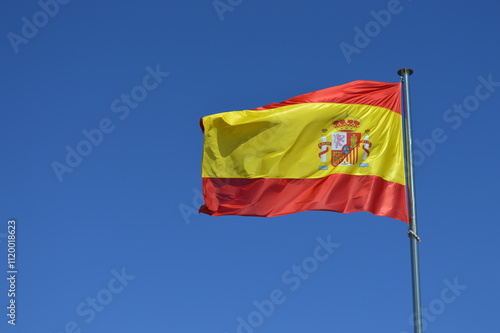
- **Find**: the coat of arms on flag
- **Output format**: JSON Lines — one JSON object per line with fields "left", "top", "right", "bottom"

{"left": 318, "top": 116, "right": 372, "bottom": 170}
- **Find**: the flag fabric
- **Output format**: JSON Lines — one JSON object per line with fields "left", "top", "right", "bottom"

{"left": 199, "top": 80, "right": 408, "bottom": 222}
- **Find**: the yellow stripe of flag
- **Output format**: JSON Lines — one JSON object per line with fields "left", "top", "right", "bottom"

{"left": 202, "top": 102, "right": 405, "bottom": 185}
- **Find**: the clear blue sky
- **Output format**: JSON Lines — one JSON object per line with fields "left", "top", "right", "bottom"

{"left": 2, "top": 0, "right": 499, "bottom": 332}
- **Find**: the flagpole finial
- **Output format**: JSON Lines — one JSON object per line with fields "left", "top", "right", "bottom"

{"left": 398, "top": 68, "right": 414, "bottom": 76}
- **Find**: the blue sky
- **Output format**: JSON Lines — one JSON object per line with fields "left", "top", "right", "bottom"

{"left": 2, "top": 0, "right": 499, "bottom": 332}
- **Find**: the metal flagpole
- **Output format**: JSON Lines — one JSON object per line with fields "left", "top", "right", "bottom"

{"left": 398, "top": 68, "right": 423, "bottom": 333}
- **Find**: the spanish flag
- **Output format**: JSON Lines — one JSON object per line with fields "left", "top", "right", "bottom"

{"left": 200, "top": 80, "right": 408, "bottom": 222}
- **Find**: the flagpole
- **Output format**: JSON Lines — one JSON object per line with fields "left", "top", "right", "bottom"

{"left": 398, "top": 68, "right": 423, "bottom": 333}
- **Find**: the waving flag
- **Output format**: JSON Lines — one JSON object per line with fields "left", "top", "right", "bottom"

{"left": 199, "top": 80, "right": 408, "bottom": 222}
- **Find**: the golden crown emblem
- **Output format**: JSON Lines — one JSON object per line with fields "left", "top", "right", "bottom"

{"left": 332, "top": 117, "right": 361, "bottom": 131}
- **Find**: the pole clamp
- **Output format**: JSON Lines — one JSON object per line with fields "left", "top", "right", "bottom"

{"left": 408, "top": 229, "right": 421, "bottom": 242}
